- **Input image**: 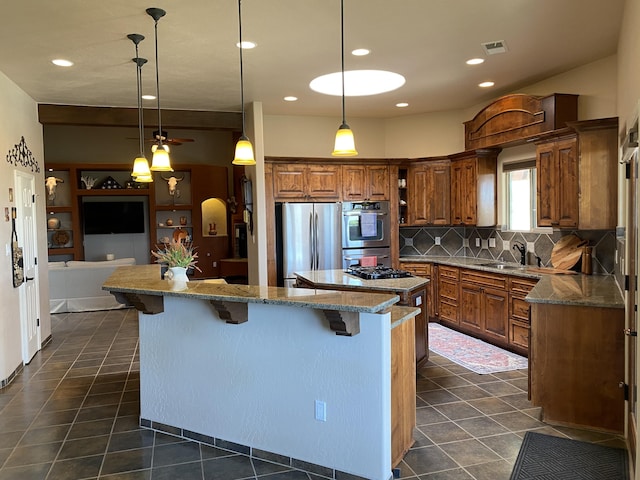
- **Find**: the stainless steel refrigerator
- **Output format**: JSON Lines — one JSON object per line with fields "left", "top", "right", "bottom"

{"left": 276, "top": 202, "right": 342, "bottom": 287}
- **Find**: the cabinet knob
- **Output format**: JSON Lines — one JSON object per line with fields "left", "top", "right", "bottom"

{"left": 624, "top": 328, "right": 637, "bottom": 337}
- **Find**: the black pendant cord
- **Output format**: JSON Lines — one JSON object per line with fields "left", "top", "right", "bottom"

{"left": 152, "top": 15, "right": 163, "bottom": 148}
{"left": 238, "top": 0, "right": 246, "bottom": 137}
{"left": 134, "top": 43, "right": 146, "bottom": 159}
{"left": 340, "top": 0, "right": 346, "bottom": 126}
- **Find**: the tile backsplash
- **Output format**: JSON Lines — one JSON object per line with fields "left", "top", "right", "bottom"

{"left": 400, "top": 226, "right": 617, "bottom": 275}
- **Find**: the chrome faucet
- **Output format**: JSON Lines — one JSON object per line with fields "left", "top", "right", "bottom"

{"left": 513, "top": 241, "right": 527, "bottom": 265}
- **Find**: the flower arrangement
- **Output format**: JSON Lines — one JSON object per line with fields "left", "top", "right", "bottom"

{"left": 151, "top": 239, "right": 201, "bottom": 271}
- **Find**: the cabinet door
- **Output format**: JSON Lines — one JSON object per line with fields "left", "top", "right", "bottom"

{"left": 556, "top": 138, "right": 579, "bottom": 228}
{"left": 451, "top": 158, "right": 480, "bottom": 225}
{"left": 430, "top": 163, "right": 451, "bottom": 225}
{"left": 410, "top": 288, "right": 428, "bottom": 365}
{"left": 408, "top": 165, "right": 429, "bottom": 225}
{"left": 367, "top": 165, "right": 390, "bottom": 200}
{"left": 459, "top": 283, "right": 483, "bottom": 333}
{"left": 306, "top": 164, "right": 341, "bottom": 199}
{"left": 483, "top": 287, "right": 509, "bottom": 342}
{"left": 342, "top": 165, "right": 366, "bottom": 200}
{"left": 273, "top": 164, "right": 306, "bottom": 199}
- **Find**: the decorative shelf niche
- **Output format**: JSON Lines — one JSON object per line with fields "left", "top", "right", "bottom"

{"left": 202, "top": 198, "right": 228, "bottom": 237}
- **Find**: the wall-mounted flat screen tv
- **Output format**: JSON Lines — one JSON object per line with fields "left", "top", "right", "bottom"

{"left": 83, "top": 201, "right": 146, "bottom": 234}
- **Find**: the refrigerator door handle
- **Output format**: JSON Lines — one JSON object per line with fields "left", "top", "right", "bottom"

{"left": 315, "top": 212, "right": 320, "bottom": 270}
{"left": 309, "top": 211, "right": 315, "bottom": 269}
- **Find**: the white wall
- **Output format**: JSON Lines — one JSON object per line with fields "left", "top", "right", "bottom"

{"left": 140, "top": 297, "right": 392, "bottom": 480}
{"left": 0, "top": 71, "right": 48, "bottom": 383}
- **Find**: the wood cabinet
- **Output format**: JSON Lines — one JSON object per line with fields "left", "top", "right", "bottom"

{"left": 400, "top": 262, "right": 435, "bottom": 320}
{"left": 530, "top": 302, "right": 624, "bottom": 433}
{"left": 449, "top": 149, "right": 498, "bottom": 227}
{"left": 272, "top": 163, "right": 341, "bottom": 200}
{"left": 459, "top": 269, "right": 509, "bottom": 344}
{"left": 508, "top": 277, "right": 537, "bottom": 356}
{"left": 436, "top": 265, "right": 459, "bottom": 326}
{"left": 407, "top": 160, "right": 450, "bottom": 226}
{"left": 342, "top": 164, "right": 389, "bottom": 201}
{"left": 536, "top": 117, "right": 618, "bottom": 230}
{"left": 536, "top": 136, "right": 579, "bottom": 228}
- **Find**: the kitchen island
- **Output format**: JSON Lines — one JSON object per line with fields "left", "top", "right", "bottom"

{"left": 103, "top": 264, "right": 417, "bottom": 480}
{"left": 294, "top": 269, "right": 430, "bottom": 366}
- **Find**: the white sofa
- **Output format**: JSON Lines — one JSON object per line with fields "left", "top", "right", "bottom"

{"left": 48, "top": 258, "right": 136, "bottom": 313}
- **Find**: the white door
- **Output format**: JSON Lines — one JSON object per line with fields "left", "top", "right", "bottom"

{"left": 15, "top": 171, "right": 40, "bottom": 364}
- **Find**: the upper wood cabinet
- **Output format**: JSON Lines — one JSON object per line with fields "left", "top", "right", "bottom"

{"left": 342, "top": 164, "right": 390, "bottom": 201}
{"left": 450, "top": 149, "right": 498, "bottom": 227}
{"left": 272, "top": 163, "right": 341, "bottom": 201}
{"left": 407, "top": 160, "right": 450, "bottom": 226}
{"left": 536, "top": 136, "right": 579, "bottom": 228}
{"left": 536, "top": 118, "right": 618, "bottom": 230}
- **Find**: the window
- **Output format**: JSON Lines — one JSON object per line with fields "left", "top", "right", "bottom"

{"left": 504, "top": 160, "right": 536, "bottom": 231}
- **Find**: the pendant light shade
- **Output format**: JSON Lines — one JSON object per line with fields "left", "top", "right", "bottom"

{"left": 232, "top": 0, "right": 256, "bottom": 166}
{"left": 147, "top": 7, "right": 173, "bottom": 172}
{"left": 332, "top": 0, "right": 357, "bottom": 157}
{"left": 128, "top": 34, "right": 153, "bottom": 182}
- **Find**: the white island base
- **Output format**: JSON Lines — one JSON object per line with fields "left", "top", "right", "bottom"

{"left": 137, "top": 294, "right": 397, "bottom": 480}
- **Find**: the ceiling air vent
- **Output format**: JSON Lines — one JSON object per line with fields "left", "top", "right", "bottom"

{"left": 481, "top": 40, "right": 508, "bottom": 55}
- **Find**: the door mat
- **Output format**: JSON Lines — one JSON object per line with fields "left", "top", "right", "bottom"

{"left": 510, "top": 431, "right": 629, "bottom": 479}
{"left": 428, "top": 323, "right": 528, "bottom": 374}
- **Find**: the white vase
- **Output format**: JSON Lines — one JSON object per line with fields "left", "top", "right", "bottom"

{"left": 166, "top": 266, "right": 189, "bottom": 290}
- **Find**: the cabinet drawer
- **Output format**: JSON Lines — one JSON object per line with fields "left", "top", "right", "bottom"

{"left": 510, "top": 321, "right": 529, "bottom": 350}
{"left": 438, "top": 265, "right": 459, "bottom": 280}
{"left": 439, "top": 302, "right": 459, "bottom": 322}
{"left": 511, "top": 297, "right": 531, "bottom": 323}
{"left": 439, "top": 279, "right": 459, "bottom": 301}
{"left": 461, "top": 269, "right": 507, "bottom": 290}
{"left": 509, "top": 277, "right": 538, "bottom": 295}
{"left": 400, "top": 262, "right": 431, "bottom": 277}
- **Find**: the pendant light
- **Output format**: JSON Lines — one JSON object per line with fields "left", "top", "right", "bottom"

{"left": 128, "top": 33, "right": 153, "bottom": 183}
{"left": 147, "top": 7, "right": 173, "bottom": 172}
{"left": 332, "top": 0, "right": 357, "bottom": 157}
{"left": 232, "top": 0, "right": 256, "bottom": 166}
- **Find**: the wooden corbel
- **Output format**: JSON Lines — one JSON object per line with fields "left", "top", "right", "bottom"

{"left": 322, "top": 310, "right": 360, "bottom": 336}
{"left": 209, "top": 300, "right": 248, "bottom": 324}
{"left": 113, "top": 292, "right": 164, "bottom": 315}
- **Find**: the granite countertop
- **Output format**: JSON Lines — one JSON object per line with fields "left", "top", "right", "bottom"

{"left": 399, "top": 255, "right": 624, "bottom": 308}
{"left": 295, "top": 269, "right": 430, "bottom": 293}
{"left": 103, "top": 265, "right": 399, "bottom": 313}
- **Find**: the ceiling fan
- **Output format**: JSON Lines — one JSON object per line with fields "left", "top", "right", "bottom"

{"left": 127, "top": 129, "right": 195, "bottom": 146}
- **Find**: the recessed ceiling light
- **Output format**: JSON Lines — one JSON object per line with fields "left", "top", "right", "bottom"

{"left": 236, "top": 41, "right": 256, "bottom": 49}
{"left": 466, "top": 58, "right": 484, "bottom": 65}
{"left": 396, "top": 102, "right": 409, "bottom": 108}
{"left": 142, "top": 94, "right": 156, "bottom": 100}
{"left": 310, "top": 70, "right": 405, "bottom": 97}
{"left": 479, "top": 81, "right": 495, "bottom": 88}
{"left": 52, "top": 59, "right": 73, "bottom": 67}
{"left": 284, "top": 96, "right": 298, "bottom": 102}
{"left": 351, "top": 48, "right": 370, "bottom": 56}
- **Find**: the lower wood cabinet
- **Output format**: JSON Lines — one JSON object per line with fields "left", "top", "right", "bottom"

{"left": 436, "top": 265, "right": 460, "bottom": 326}
{"left": 459, "top": 269, "right": 509, "bottom": 344}
{"left": 400, "top": 262, "right": 435, "bottom": 320}
{"left": 508, "top": 277, "right": 538, "bottom": 356}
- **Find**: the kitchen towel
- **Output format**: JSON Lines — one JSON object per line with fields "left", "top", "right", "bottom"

{"left": 360, "top": 256, "right": 377, "bottom": 267}
{"left": 360, "top": 212, "right": 377, "bottom": 237}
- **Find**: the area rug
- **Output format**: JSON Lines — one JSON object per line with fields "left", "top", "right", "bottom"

{"left": 510, "top": 431, "right": 629, "bottom": 479}
{"left": 428, "top": 323, "right": 528, "bottom": 374}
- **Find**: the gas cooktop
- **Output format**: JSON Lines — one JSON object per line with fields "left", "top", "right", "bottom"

{"left": 346, "top": 266, "right": 412, "bottom": 280}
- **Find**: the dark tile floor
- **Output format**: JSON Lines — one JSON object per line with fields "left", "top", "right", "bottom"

{"left": 0, "top": 309, "right": 627, "bottom": 480}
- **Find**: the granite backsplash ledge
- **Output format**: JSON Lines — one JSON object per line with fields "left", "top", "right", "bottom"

{"left": 399, "top": 226, "right": 616, "bottom": 275}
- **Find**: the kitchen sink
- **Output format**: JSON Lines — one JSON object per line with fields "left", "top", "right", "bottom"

{"left": 478, "top": 262, "right": 525, "bottom": 270}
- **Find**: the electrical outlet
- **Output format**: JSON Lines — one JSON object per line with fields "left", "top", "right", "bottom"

{"left": 212, "top": 261, "right": 217, "bottom": 267}
{"left": 489, "top": 238, "right": 496, "bottom": 248}
{"left": 435, "top": 236, "right": 441, "bottom": 245}
{"left": 503, "top": 240, "right": 510, "bottom": 251}
{"left": 527, "top": 241, "right": 535, "bottom": 253}
{"left": 315, "top": 400, "right": 326, "bottom": 422}
{"left": 475, "top": 238, "right": 481, "bottom": 247}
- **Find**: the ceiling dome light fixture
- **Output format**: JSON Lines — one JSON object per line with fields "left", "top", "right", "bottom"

{"left": 351, "top": 48, "right": 370, "bottom": 56}
{"left": 52, "top": 59, "right": 74, "bottom": 67}
{"left": 128, "top": 33, "right": 153, "bottom": 183}
{"left": 396, "top": 102, "right": 409, "bottom": 108}
{"left": 332, "top": 0, "right": 357, "bottom": 157}
{"left": 147, "top": 7, "right": 173, "bottom": 172}
{"left": 233, "top": 0, "right": 256, "bottom": 166}
{"left": 466, "top": 58, "right": 485, "bottom": 65}
{"left": 311, "top": 70, "right": 405, "bottom": 97}
{"left": 284, "top": 96, "right": 298, "bottom": 102}
{"left": 479, "top": 81, "right": 495, "bottom": 88}
{"left": 236, "top": 40, "right": 256, "bottom": 49}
